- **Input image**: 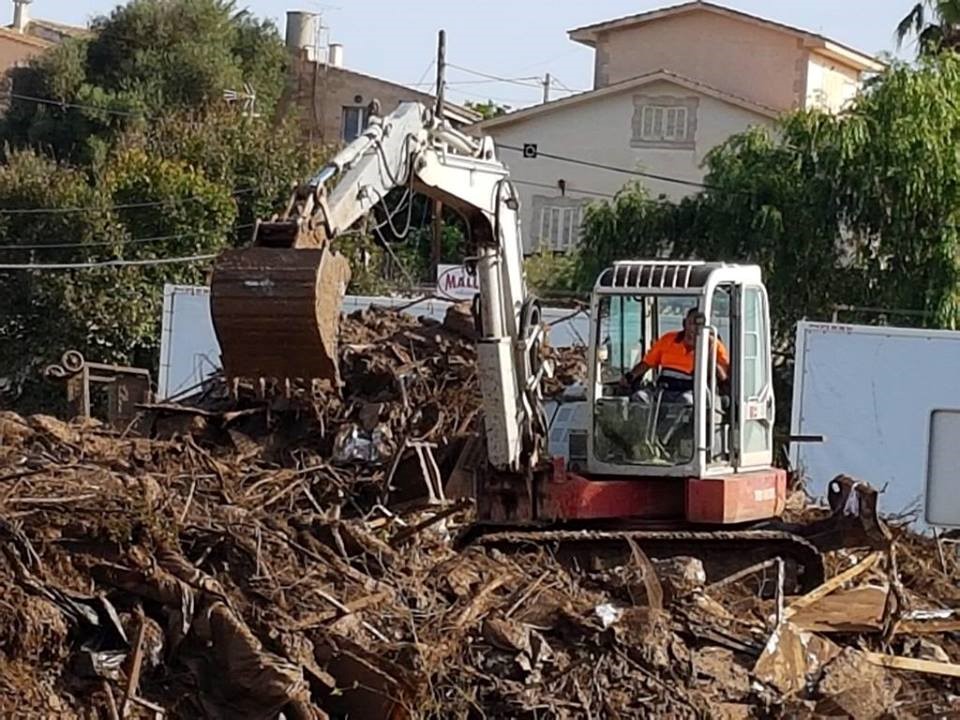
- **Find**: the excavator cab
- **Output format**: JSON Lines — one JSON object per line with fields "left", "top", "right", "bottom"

{"left": 588, "top": 261, "right": 772, "bottom": 486}
{"left": 512, "top": 261, "right": 784, "bottom": 527}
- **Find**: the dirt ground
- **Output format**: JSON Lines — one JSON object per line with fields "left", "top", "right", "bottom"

{"left": 0, "top": 307, "right": 958, "bottom": 719}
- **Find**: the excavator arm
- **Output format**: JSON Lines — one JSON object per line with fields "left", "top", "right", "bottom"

{"left": 210, "top": 102, "right": 547, "bottom": 472}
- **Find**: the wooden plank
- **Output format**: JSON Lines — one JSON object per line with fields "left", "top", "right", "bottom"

{"left": 785, "top": 552, "right": 882, "bottom": 619}
{"left": 899, "top": 619, "right": 960, "bottom": 635}
{"left": 864, "top": 651, "right": 960, "bottom": 678}
{"left": 120, "top": 606, "right": 147, "bottom": 718}
{"left": 790, "top": 586, "right": 886, "bottom": 633}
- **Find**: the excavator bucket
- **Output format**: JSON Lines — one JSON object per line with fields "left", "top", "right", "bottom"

{"left": 210, "top": 236, "right": 351, "bottom": 385}
{"left": 787, "top": 474, "right": 892, "bottom": 553}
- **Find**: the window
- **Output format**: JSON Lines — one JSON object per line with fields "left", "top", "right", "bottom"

{"left": 640, "top": 105, "right": 688, "bottom": 142}
{"left": 538, "top": 205, "right": 584, "bottom": 252}
{"left": 593, "top": 294, "right": 697, "bottom": 467}
{"left": 632, "top": 96, "right": 698, "bottom": 149}
{"left": 743, "top": 287, "right": 768, "bottom": 398}
{"left": 341, "top": 106, "right": 369, "bottom": 142}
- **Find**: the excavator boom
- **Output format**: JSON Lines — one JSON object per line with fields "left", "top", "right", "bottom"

{"left": 210, "top": 101, "right": 546, "bottom": 473}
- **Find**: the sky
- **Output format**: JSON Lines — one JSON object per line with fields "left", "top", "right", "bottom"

{"left": 30, "top": 0, "right": 915, "bottom": 108}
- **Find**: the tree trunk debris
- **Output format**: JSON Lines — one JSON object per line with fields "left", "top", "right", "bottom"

{"left": 0, "top": 307, "right": 957, "bottom": 718}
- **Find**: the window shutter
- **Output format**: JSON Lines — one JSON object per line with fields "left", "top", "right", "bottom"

{"left": 642, "top": 107, "right": 655, "bottom": 138}
{"left": 674, "top": 108, "right": 688, "bottom": 140}
{"left": 665, "top": 108, "right": 677, "bottom": 139}
{"left": 651, "top": 107, "right": 664, "bottom": 138}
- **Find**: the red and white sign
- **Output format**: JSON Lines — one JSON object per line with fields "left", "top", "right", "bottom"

{"left": 436, "top": 264, "right": 479, "bottom": 301}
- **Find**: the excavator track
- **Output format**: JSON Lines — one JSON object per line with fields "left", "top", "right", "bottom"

{"left": 463, "top": 527, "right": 825, "bottom": 593}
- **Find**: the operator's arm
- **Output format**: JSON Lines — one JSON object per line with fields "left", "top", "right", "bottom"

{"left": 714, "top": 338, "right": 730, "bottom": 383}
{"left": 625, "top": 337, "right": 664, "bottom": 383}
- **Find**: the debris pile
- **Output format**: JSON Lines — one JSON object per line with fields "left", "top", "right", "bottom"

{"left": 0, "top": 307, "right": 958, "bottom": 719}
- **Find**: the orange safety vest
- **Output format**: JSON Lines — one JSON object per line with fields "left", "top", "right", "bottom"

{"left": 641, "top": 331, "right": 729, "bottom": 376}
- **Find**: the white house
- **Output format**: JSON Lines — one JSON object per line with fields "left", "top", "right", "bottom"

{"left": 473, "top": 1, "right": 883, "bottom": 254}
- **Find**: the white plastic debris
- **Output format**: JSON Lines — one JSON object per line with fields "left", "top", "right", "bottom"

{"left": 594, "top": 603, "right": 623, "bottom": 629}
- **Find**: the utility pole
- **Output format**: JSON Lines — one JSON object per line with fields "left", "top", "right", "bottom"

{"left": 435, "top": 29, "right": 446, "bottom": 121}
{"left": 542, "top": 73, "right": 551, "bottom": 103}
{"left": 432, "top": 30, "right": 446, "bottom": 283}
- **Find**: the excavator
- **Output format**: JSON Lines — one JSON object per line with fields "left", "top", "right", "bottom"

{"left": 209, "top": 100, "right": 887, "bottom": 591}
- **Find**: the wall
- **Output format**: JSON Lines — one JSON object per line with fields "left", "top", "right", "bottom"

{"left": 285, "top": 51, "right": 473, "bottom": 146}
{"left": 805, "top": 52, "right": 860, "bottom": 113}
{"left": 791, "top": 321, "right": 960, "bottom": 530}
{"left": 158, "top": 285, "right": 590, "bottom": 399}
{"left": 0, "top": 30, "right": 50, "bottom": 108}
{"left": 483, "top": 80, "right": 774, "bottom": 253}
{"left": 593, "top": 10, "right": 807, "bottom": 112}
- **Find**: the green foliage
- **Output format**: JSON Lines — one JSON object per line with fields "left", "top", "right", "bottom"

{"left": 524, "top": 251, "right": 589, "bottom": 298}
{"left": 125, "top": 109, "right": 324, "bottom": 247}
{"left": 579, "top": 55, "right": 960, "bottom": 352}
{"left": 2, "top": 0, "right": 287, "bottom": 162}
{"left": 578, "top": 183, "right": 695, "bottom": 288}
{"left": 0, "top": 148, "right": 235, "bottom": 401}
{"left": 464, "top": 100, "right": 511, "bottom": 120}
{"left": 897, "top": 1, "right": 960, "bottom": 53}
{"left": 0, "top": 1, "right": 314, "bottom": 409}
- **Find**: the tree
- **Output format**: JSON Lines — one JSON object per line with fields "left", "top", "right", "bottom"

{"left": 896, "top": 0, "right": 960, "bottom": 54}
{"left": 464, "top": 100, "right": 511, "bottom": 120}
{"left": 580, "top": 54, "right": 960, "bottom": 350}
{"left": 0, "top": 147, "right": 236, "bottom": 398}
{"left": 2, "top": 0, "right": 287, "bottom": 163}
{"left": 0, "top": 1, "right": 320, "bottom": 408}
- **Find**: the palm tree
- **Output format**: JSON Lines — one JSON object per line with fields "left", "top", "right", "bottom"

{"left": 897, "top": 1, "right": 960, "bottom": 54}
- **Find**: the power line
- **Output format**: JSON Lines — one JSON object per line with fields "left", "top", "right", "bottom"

{"left": 549, "top": 76, "right": 589, "bottom": 94}
{"left": 0, "top": 187, "right": 256, "bottom": 216}
{"left": 413, "top": 59, "right": 436, "bottom": 91}
{"left": 446, "top": 86, "right": 534, "bottom": 105}
{"left": 446, "top": 63, "right": 544, "bottom": 89}
{"left": 511, "top": 179, "right": 614, "bottom": 199}
{"left": 0, "top": 254, "right": 217, "bottom": 271}
{"left": 411, "top": 78, "right": 541, "bottom": 88}
{"left": 0, "top": 223, "right": 255, "bottom": 250}
{"left": 497, "top": 144, "right": 719, "bottom": 192}
{"left": 2, "top": 91, "right": 148, "bottom": 119}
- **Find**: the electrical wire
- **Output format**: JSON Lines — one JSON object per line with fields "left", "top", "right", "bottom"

{"left": 0, "top": 254, "right": 217, "bottom": 270}
{"left": 497, "top": 144, "right": 722, "bottom": 192}
{"left": 512, "top": 179, "right": 614, "bottom": 199}
{"left": 414, "top": 59, "right": 436, "bottom": 89}
{"left": 445, "top": 86, "right": 535, "bottom": 105}
{"left": 0, "top": 187, "right": 256, "bottom": 216}
{"left": 549, "top": 76, "right": 589, "bottom": 94}
{"left": 369, "top": 151, "right": 416, "bottom": 240}
{"left": 0, "top": 223, "right": 256, "bottom": 250}
{"left": 446, "top": 63, "right": 544, "bottom": 89}
{"left": 2, "top": 91, "right": 148, "bottom": 119}
{"left": 410, "top": 78, "right": 541, "bottom": 88}
{"left": 372, "top": 225, "right": 419, "bottom": 290}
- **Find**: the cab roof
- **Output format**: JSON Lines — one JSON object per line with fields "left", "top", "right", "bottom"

{"left": 595, "top": 261, "right": 756, "bottom": 291}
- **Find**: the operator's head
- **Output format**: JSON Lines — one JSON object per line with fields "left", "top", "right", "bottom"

{"left": 682, "top": 308, "right": 705, "bottom": 347}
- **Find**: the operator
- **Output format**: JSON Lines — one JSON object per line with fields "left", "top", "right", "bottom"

{"left": 621, "top": 308, "right": 729, "bottom": 392}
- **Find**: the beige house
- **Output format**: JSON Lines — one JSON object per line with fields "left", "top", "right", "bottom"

{"left": 282, "top": 12, "right": 478, "bottom": 146}
{"left": 475, "top": 1, "right": 883, "bottom": 254}
{"left": 286, "top": 49, "right": 479, "bottom": 145}
{"left": 1, "top": 2, "right": 86, "bottom": 107}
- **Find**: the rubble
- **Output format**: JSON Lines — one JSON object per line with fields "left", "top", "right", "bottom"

{"left": 0, "top": 306, "right": 958, "bottom": 718}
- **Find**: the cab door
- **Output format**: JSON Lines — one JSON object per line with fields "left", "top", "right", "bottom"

{"left": 736, "top": 284, "right": 774, "bottom": 469}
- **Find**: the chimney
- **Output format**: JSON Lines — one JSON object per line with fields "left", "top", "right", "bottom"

{"left": 285, "top": 10, "right": 318, "bottom": 62}
{"left": 328, "top": 42, "right": 343, "bottom": 68}
{"left": 12, "top": 0, "right": 31, "bottom": 33}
